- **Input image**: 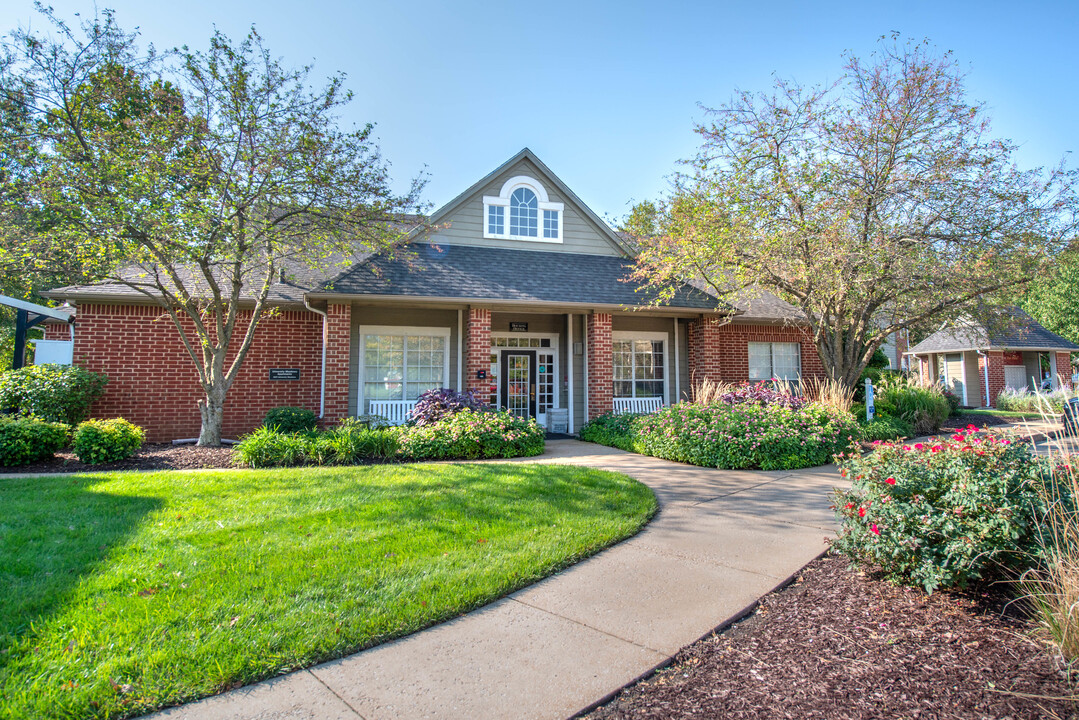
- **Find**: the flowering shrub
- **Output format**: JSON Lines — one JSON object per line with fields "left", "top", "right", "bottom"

{"left": 409, "top": 388, "right": 486, "bottom": 426}
{"left": 582, "top": 402, "right": 857, "bottom": 471}
{"left": 714, "top": 381, "right": 807, "bottom": 410}
{"left": 397, "top": 409, "right": 544, "bottom": 460}
{"left": 831, "top": 426, "right": 1054, "bottom": 593}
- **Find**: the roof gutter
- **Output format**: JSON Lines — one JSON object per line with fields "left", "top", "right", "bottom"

{"left": 303, "top": 297, "right": 328, "bottom": 419}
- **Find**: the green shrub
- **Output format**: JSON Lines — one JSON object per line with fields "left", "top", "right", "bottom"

{"left": 874, "top": 376, "right": 950, "bottom": 435}
{"left": 581, "top": 402, "right": 857, "bottom": 471}
{"left": 996, "top": 387, "right": 1069, "bottom": 414}
{"left": 941, "top": 387, "right": 962, "bottom": 416}
{"left": 71, "top": 418, "right": 144, "bottom": 464}
{"left": 263, "top": 406, "right": 319, "bottom": 433}
{"left": 859, "top": 414, "right": 913, "bottom": 442}
{"left": 0, "top": 416, "right": 69, "bottom": 467}
{"left": 397, "top": 409, "right": 545, "bottom": 460}
{"left": 0, "top": 364, "right": 107, "bottom": 424}
{"left": 579, "top": 412, "right": 642, "bottom": 452}
{"left": 234, "top": 424, "right": 400, "bottom": 468}
{"left": 831, "top": 427, "right": 1054, "bottom": 592}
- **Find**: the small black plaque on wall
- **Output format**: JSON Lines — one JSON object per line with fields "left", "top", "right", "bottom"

{"left": 509, "top": 322, "right": 528, "bottom": 332}
{"left": 269, "top": 368, "right": 301, "bottom": 381}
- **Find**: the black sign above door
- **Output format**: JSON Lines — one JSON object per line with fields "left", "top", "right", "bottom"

{"left": 509, "top": 322, "right": 528, "bottom": 332}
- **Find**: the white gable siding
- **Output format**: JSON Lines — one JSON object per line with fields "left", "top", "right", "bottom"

{"left": 428, "top": 158, "right": 624, "bottom": 256}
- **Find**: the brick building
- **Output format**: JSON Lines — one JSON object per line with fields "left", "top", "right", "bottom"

{"left": 906, "top": 308, "right": 1077, "bottom": 408}
{"left": 44, "top": 149, "right": 829, "bottom": 441}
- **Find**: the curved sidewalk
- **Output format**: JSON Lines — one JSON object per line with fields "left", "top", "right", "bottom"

{"left": 149, "top": 440, "right": 848, "bottom": 720}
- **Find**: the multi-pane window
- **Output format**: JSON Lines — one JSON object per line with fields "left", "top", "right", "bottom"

{"left": 509, "top": 188, "right": 538, "bottom": 237}
{"left": 362, "top": 333, "right": 446, "bottom": 412}
{"left": 748, "top": 342, "right": 800, "bottom": 384}
{"left": 543, "top": 209, "right": 559, "bottom": 239}
{"left": 483, "top": 177, "right": 563, "bottom": 242}
{"left": 613, "top": 339, "right": 664, "bottom": 398}
{"left": 487, "top": 204, "right": 504, "bottom": 235}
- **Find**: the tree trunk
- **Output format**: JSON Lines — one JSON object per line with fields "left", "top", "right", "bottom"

{"left": 197, "top": 391, "right": 225, "bottom": 447}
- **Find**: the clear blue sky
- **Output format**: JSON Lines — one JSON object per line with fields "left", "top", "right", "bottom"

{"left": 2, "top": 0, "right": 1075, "bottom": 222}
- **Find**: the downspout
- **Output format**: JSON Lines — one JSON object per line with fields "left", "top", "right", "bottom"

{"left": 977, "top": 349, "right": 990, "bottom": 408}
{"left": 304, "top": 297, "right": 328, "bottom": 419}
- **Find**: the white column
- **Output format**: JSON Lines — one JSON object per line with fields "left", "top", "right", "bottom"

{"left": 672, "top": 316, "right": 680, "bottom": 404}
{"left": 457, "top": 308, "right": 464, "bottom": 391}
{"left": 566, "top": 313, "right": 574, "bottom": 434}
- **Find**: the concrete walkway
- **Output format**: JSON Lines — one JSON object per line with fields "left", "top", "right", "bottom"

{"left": 149, "top": 441, "right": 848, "bottom": 720}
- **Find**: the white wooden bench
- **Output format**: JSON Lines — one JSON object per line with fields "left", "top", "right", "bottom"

{"left": 368, "top": 400, "right": 418, "bottom": 425}
{"left": 612, "top": 397, "right": 664, "bottom": 414}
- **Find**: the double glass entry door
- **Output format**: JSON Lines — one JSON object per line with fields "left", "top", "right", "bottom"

{"left": 500, "top": 350, "right": 536, "bottom": 419}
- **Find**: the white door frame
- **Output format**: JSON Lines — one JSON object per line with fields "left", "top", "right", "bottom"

{"left": 490, "top": 332, "right": 560, "bottom": 425}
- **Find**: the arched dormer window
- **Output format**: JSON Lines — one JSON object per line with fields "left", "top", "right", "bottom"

{"left": 483, "top": 176, "right": 564, "bottom": 242}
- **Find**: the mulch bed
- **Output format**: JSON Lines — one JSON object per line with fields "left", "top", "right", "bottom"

{"left": 0, "top": 443, "right": 235, "bottom": 474}
{"left": 583, "top": 554, "right": 1076, "bottom": 720}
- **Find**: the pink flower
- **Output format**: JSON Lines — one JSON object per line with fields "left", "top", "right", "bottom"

{"left": 858, "top": 507, "right": 867, "bottom": 518}
{"left": 914, "top": 443, "right": 924, "bottom": 450}
{"left": 885, "top": 477, "right": 896, "bottom": 485}
{"left": 870, "top": 524, "right": 880, "bottom": 535}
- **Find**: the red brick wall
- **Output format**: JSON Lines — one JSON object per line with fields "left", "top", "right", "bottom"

{"left": 587, "top": 313, "right": 612, "bottom": 420}
{"left": 44, "top": 322, "right": 70, "bottom": 340}
{"left": 1056, "top": 352, "right": 1074, "bottom": 390}
{"left": 69, "top": 303, "right": 325, "bottom": 441}
{"left": 465, "top": 308, "right": 492, "bottom": 396}
{"left": 687, "top": 319, "right": 825, "bottom": 397}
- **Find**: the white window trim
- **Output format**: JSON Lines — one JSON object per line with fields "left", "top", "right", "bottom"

{"left": 358, "top": 325, "right": 452, "bottom": 414}
{"left": 482, "top": 175, "right": 564, "bottom": 243}
{"left": 748, "top": 341, "right": 802, "bottom": 384}
{"left": 489, "top": 332, "right": 561, "bottom": 415}
{"left": 612, "top": 331, "right": 669, "bottom": 403}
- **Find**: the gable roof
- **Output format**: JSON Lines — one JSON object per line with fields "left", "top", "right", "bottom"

{"left": 908, "top": 307, "right": 1079, "bottom": 354}
{"left": 310, "top": 243, "right": 729, "bottom": 312}
{"left": 415, "top": 147, "right": 634, "bottom": 257}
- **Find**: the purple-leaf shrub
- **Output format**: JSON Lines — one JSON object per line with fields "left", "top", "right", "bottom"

{"left": 409, "top": 388, "right": 486, "bottom": 426}
{"left": 715, "top": 381, "right": 807, "bottom": 410}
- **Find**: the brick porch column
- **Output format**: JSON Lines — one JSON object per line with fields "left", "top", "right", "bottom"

{"left": 985, "top": 351, "right": 1005, "bottom": 408}
{"left": 465, "top": 308, "right": 491, "bottom": 397}
{"left": 323, "top": 302, "right": 352, "bottom": 423}
{"left": 687, "top": 317, "right": 725, "bottom": 399}
{"left": 586, "top": 313, "right": 612, "bottom": 420}
{"left": 1056, "top": 351, "right": 1074, "bottom": 390}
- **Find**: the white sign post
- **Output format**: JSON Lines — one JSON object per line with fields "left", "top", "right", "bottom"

{"left": 865, "top": 378, "right": 875, "bottom": 422}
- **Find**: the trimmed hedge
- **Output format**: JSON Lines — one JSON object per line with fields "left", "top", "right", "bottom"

{"left": 0, "top": 416, "right": 69, "bottom": 467}
{"left": 72, "top": 418, "right": 145, "bottom": 464}
{"left": 0, "top": 364, "right": 107, "bottom": 424}
{"left": 831, "top": 427, "right": 1054, "bottom": 592}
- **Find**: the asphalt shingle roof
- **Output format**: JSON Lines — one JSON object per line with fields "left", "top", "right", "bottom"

{"left": 322, "top": 243, "right": 726, "bottom": 311}
{"left": 908, "top": 307, "right": 1079, "bottom": 353}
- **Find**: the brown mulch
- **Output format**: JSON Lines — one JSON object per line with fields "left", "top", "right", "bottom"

{"left": 945, "top": 412, "right": 1013, "bottom": 429}
{"left": 0, "top": 443, "right": 235, "bottom": 474}
{"left": 583, "top": 555, "right": 1077, "bottom": 720}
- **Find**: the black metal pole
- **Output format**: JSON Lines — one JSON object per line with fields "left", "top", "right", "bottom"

{"left": 12, "top": 309, "right": 27, "bottom": 370}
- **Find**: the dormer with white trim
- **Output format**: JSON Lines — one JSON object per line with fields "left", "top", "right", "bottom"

{"left": 482, "top": 176, "right": 564, "bottom": 243}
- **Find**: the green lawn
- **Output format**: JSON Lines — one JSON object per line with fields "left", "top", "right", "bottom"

{"left": 0, "top": 463, "right": 655, "bottom": 720}
{"left": 961, "top": 408, "right": 1050, "bottom": 420}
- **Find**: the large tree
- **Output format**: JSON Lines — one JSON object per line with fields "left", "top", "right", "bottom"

{"left": 1, "top": 9, "right": 424, "bottom": 444}
{"left": 1022, "top": 246, "right": 1079, "bottom": 350}
{"left": 631, "top": 38, "right": 1078, "bottom": 389}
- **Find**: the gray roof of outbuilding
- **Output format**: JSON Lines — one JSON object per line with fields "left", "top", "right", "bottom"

{"left": 908, "top": 307, "right": 1079, "bottom": 353}
{"left": 317, "top": 243, "right": 728, "bottom": 311}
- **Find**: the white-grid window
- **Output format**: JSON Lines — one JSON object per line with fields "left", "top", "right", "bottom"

{"left": 361, "top": 329, "right": 449, "bottom": 413}
{"left": 613, "top": 339, "right": 665, "bottom": 398}
{"left": 748, "top": 342, "right": 801, "bottom": 384}
{"left": 483, "top": 176, "right": 564, "bottom": 243}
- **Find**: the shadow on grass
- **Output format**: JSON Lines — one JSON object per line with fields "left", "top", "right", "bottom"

{"left": 0, "top": 473, "right": 161, "bottom": 653}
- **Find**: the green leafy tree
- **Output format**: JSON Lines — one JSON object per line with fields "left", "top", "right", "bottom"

{"left": 631, "top": 38, "right": 1078, "bottom": 389}
{"left": 1022, "top": 247, "right": 1079, "bottom": 348}
{"left": 1, "top": 9, "right": 425, "bottom": 444}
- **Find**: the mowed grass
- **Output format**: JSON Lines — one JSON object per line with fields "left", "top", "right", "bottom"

{"left": 0, "top": 463, "right": 655, "bottom": 720}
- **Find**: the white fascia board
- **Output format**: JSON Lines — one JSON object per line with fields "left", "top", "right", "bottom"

{"left": 0, "top": 294, "right": 74, "bottom": 322}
